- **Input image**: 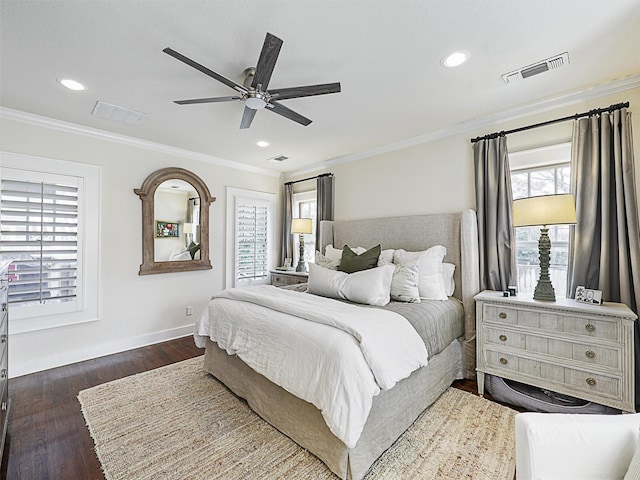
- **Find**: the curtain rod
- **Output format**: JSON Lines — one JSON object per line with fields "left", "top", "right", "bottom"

{"left": 284, "top": 172, "right": 333, "bottom": 186}
{"left": 470, "top": 102, "right": 630, "bottom": 144}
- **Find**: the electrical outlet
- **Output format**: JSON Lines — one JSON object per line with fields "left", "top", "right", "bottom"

{"left": 186, "top": 306, "right": 193, "bottom": 316}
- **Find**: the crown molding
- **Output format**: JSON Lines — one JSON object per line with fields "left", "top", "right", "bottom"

{"left": 0, "top": 107, "right": 280, "bottom": 178}
{"left": 284, "top": 74, "right": 640, "bottom": 179}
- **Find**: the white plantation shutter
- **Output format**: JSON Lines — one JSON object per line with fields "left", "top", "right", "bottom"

{"left": 0, "top": 178, "right": 79, "bottom": 306}
{"left": 236, "top": 202, "right": 268, "bottom": 281}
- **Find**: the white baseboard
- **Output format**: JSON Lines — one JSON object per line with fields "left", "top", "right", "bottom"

{"left": 10, "top": 324, "right": 196, "bottom": 378}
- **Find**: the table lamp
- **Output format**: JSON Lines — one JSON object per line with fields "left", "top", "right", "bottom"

{"left": 512, "top": 194, "right": 577, "bottom": 301}
{"left": 291, "top": 218, "right": 313, "bottom": 273}
{"left": 183, "top": 222, "right": 195, "bottom": 247}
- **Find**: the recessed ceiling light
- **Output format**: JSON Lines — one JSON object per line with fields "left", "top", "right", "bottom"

{"left": 57, "top": 77, "right": 86, "bottom": 91}
{"left": 441, "top": 51, "right": 470, "bottom": 68}
{"left": 256, "top": 141, "right": 269, "bottom": 147}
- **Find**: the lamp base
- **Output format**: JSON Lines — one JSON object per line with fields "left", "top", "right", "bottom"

{"left": 533, "top": 226, "right": 555, "bottom": 301}
{"left": 295, "top": 233, "right": 307, "bottom": 273}
{"left": 533, "top": 279, "right": 556, "bottom": 301}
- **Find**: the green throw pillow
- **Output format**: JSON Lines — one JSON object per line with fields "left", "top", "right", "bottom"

{"left": 188, "top": 242, "right": 200, "bottom": 259}
{"left": 338, "top": 244, "right": 381, "bottom": 273}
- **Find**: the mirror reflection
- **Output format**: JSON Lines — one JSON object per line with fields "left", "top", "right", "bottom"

{"left": 154, "top": 179, "right": 200, "bottom": 262}
{"left": 134, "top": 166, "right": 214, "bottom": 275}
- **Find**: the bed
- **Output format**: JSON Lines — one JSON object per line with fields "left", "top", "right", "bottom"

{"left": 195, "top": 210, "right": 480, "bottom": 479}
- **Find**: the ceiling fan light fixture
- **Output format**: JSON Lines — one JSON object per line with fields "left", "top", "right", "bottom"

{"left": 57, "top": 77, "right": 86, "bottom": 91}
{"left": 245, "top": 92, "right": 268, "bottom": 110}
{"left": 441, "top": 50, "right": 470, "bottom": 68}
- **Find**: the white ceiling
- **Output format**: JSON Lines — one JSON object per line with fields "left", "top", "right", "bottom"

{"left": 2, "top": 0, "right": 639, "bottom": 175}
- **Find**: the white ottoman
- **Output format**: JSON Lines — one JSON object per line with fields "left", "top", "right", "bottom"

{"left": 515, "top": 412, "right": 640, "bottom": 479}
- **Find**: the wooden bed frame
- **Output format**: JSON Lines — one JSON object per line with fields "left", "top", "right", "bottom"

{"left": 202, "top": 210, "right": 480, "bottom": 479}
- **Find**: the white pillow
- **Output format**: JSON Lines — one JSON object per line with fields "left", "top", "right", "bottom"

{"left": 324, "top": 244, "right": 367, "bottom": 261}
{"left": 377, "top": 248, "right": 395, "bottom": 267}
{"left": 394, "top": 246, "right": 447, "bottom": 300}
{"left": 308, "top": 263, "right": 394, "bottom": 306}
{"left": 390, "top": 260, "right": 421, "bottom": 303}
{"left": 324, "top": 244, "right": 344, "bottom": 261}
{"left": 315, "top": 251, "right": 340, "bottom": 270}
{"left": 442, "top": 262, "right": 455, "bottom": 297}
{"left": 169, "top": 248, "right": 191, "bottom": 261}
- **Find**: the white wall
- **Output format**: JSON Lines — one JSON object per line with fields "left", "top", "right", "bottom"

{"left": 327, "top": 88, "right": 640, "bottom": 221}
{"left": 0, "top": 115, "right": 280, "bottom": 377}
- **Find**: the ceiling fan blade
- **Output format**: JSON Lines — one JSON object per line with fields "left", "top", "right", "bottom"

{"left": 174, "top": 96, "right": 242, "bottom": 105}
{"left": 268, "top": 82, "right": 341, "bottom": 101}
{"left": 240, "top": 106, "right": 258, "bottom": 129}
{"left": 251, "top": 33, "right": 283, "bottom": 90}
{"left": 266, "top": 101, "right": 312, "bottom": 126}
{"left": 163, "top": 47, "right": 248, "bottom": 94}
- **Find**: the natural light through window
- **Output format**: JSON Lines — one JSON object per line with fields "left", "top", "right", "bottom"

{"left": 509, "top": 144, "right": 571, "bottom": 297}
{"left": 293, "top": 191, "right": 317, "bottom": 266}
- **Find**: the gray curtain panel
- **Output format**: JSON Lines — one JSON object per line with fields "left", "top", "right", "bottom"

{"left": 316, "top": 175, "right": 335, "bottom": 248}
{"left": 280, "top": 183, "right": 294, "bottom": 266}
{"left": 473, "top": 135, "right": 516, "bottom": 291}
{"left": 568, "top": 109, "right": 640, "bottom": 409}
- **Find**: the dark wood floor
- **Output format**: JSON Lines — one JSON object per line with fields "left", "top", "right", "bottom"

{"left": 1, "top": 336, "right": 498, "bottom": 480}
{"left": 2, "top": 336, "right": 204, "bottom": 480}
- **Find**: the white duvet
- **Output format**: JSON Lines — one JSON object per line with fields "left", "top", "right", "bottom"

{"left": 194, "top": 285, "right": 428, "bottom": 448}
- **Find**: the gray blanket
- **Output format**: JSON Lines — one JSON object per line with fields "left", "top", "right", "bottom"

{"left": 280, "top": 283, "right": 464, "bottom": 357}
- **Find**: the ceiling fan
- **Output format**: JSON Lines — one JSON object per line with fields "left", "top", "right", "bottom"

{"left": 163, "top": 32, "right": 341, "bottom": 129}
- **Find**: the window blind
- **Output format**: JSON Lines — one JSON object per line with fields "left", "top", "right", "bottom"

{"left": 236, "top": 203, "right": 268, "bottom": 281}
{"left": 0, "top": 178, "right": 78, "bottom": 306}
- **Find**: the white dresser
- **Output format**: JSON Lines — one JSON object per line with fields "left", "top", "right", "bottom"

{"left": 475, "top": 290, "right": 637, "bottom": 413}
{"left": 0, "top": 260, "right": 10, "bottom": 463}
{"left": 269, "top": 270, "right": 308, "bottom": 287}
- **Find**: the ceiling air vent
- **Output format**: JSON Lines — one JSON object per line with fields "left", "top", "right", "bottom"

{"left": 502, "top": 52, "right": 569, "bottom": 85}
{"left": 91, "top": 101, "right": 145, "bottom": 125}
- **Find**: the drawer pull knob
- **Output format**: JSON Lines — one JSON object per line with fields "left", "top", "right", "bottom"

{"left": 499, "top": 312, "right": 507, "bottom": 319}
{"left": 499, "top": 334, "right": 507, "bottom": 342}
{"left": 0, "top": 369, "right": 5, "bottom": 379}
{"left": 586, "top": 377, "right": 597, "bottom": 386}
{"left": 585, "top": 350, "right": 596, "bottom": 359}
{"left": 499, "top": 357, "right": 508, "bottom": 365}
{"left": 585, "top": 323, "right": 596, "bottom": 333}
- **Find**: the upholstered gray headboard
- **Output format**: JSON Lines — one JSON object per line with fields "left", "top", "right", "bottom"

{"left": 318, "top": 209, "right": 480, "bottom": 378}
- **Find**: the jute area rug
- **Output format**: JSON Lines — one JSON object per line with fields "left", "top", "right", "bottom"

{"left": 79, "top": 356, "right": 516, "bottom": 480}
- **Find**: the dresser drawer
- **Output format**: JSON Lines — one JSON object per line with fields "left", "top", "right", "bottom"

{"left": 483, "top": 304, "right": 620, "bottom": 342}
{"left": 483, "top": 325, "right": 622, "bottom": 370}
{"left": 270, "top": 272, "right": 308, "bottom": 287}
{"left": 485, "top": 349, "right": 621, "bottom": 401}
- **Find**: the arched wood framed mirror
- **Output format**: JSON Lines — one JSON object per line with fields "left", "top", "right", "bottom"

{"left": 134, "top": 167, "right": 215, "bottom": 275}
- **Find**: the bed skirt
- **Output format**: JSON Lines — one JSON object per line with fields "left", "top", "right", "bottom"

{"left": 202, "top": 337, "right": 464, "bottom": 480}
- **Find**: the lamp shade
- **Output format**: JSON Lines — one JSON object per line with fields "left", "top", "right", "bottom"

{"left": 513, "top": 194, "right": 577, "bottom": 227}
{"left": 291, "top": 218, "right": 313, "bottom": 234}
{"left": 183, "top": 223, "right": 195, "bottom": 234}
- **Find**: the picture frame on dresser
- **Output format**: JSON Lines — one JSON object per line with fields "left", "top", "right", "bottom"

{"left": 475, "top": 290, "right": 637, "bottom": 413}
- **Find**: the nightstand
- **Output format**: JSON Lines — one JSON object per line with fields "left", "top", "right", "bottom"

{"left": 475, "top": 290, "right": 637, "bottom": 412}
{"left": 270, "top": 270, "right": 309, "bottom": 287}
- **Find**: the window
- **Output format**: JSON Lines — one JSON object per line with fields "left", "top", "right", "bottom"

{"left": 509, "top": 144, "right": 571, "bottom": 296}
{"left": 226, "top": 188, "right": 275, "bottom": 288}
{"left": 293, "top": 190, "right": 317, "bottom": 265}
{"left": 0, "top": 153, "right": 99, "bottom": 333}
{"left": 1, "top": 177, "right": 78, "bottom": 306}
{"left": 236, "top": 203, "right": 268, "bottom": 281}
